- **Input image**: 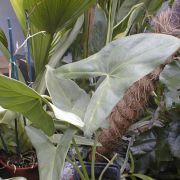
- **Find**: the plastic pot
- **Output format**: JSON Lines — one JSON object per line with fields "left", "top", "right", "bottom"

{"left": 0, "top": 159, "right": 39, "bottom": 180}
{"left": 73, "top": 162, "right": 120, "bottom": 180}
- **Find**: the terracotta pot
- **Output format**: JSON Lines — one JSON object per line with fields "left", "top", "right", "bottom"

{"left": 0, "top": 159, "right": 39, "bottom": 180}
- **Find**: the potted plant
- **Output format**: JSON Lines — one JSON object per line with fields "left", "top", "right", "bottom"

{"left": 0, "top": 0, "right": 96, "bottom": 179}
{"left": 0, "top": 33, "right": 179, "bottom": 179}
{"left": 0, "top": 107, "right": 39, "bottom": 180}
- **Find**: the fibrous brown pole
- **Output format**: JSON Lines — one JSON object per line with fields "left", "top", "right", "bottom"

{"left": 97, "top": 67, "right": 163, "bottom": 156}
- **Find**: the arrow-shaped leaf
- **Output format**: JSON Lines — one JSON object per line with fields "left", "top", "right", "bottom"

{"left": 55, "top": 33, "right": 180, "bottom": 136}
{"left": 46, "top": 66, "right": 90, "bottom": 120}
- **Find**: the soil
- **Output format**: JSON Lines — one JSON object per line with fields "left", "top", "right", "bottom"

{"left": 0, "top": 150, "right": 39, "bottom": 180}
{"left": 0, "top": 150, "right": 37, "bottom": 169}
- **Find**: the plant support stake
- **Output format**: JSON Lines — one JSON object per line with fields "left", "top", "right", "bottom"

{"left": 7, "top": 17, "right": 18, "bottom": 80}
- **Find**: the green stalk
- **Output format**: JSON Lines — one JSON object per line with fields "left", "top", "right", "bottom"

{"left": 106, "top": 0, "right": 112, "bottom": 44}
{"left": 0, "top": 131, "right": 9, "bottom": 154}
{"left": 120, "top": 136, "right": 134, "bottom": 174}
{"left": 83, "top": 11, "right": 89, "bottom": 58}
{"left": 106, "top": 0, "right": 118, "bottom": 44}
{"left": 95, "top": 152, "right": 111, "bottom": 163}
{"left": 14, "top": 118, "right": 21, "bottom": 156}
{"left": 98, "top": 153, "right": 118, "bottom": 180}
{"left": 129, "top": 151, "right": 135, "bottom": 173}
{"left": 66, "top": 156, "right": 85, "bottom": 180}
{"left": 72, "top": 138, "right": 90, "bottom": 180}
{"left": 91, "top": 133, "right": 99, "bottom": 180}
{"left": 23, "top": 116, "right": 27, "bottom": 126}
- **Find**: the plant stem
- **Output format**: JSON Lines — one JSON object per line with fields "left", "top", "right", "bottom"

{"left": 14, "top": 118, "right": 21, "bottom": 156}
{"left": 95, "top": 152, "right": 110, "bottom": 163}
{"left": 106, "top": 0, "right": 118, "bottom": 44}
{"left": 98, "top": 153, "right": 118, "bottom": 180}
{"left": 66, "top": 156, "right": 85, "bottom": 180}
{"left": 91, "top": 133, "right": 99, "bottom": 180}
{"left": 0, "top": 131, "right": 8, "bottom": 154}
{"left": 83, "top": 11, "right": 89, "bottom": 59}
{"left": 72, "top": 138, "right": 90, "bottom": 180}
{"left": 120, "top": 136, "right": 134, "bottom": 174}
{"left": 23, "top": 116, "right": 27, "bottom": 126}
{"left": 129, "top": 151, "right": 135, "bottom": 173}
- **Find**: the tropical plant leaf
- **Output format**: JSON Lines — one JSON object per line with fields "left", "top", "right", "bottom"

{"left": 115, "top": 0, "right": 142, "bottom": 23}
{"left": 160, "top": 61, "right": 180, "bottom": 91}
{"left": 115, "top": 0, "right": 164, "bottom": 34}
{"left": 10, "top": 0, "right": 91, "bottom": 78}
{"left": 116, "top": 0, "right": 163, "bottom": 23}
{"left": 25, "top": 126, "right": 76, "bottom": 180}
{"left": 32, "top": 16, "right": 84, "bottom": 94}
{"left": 147, "top": 0, "right": 164, "bottom": 14}
{"left": 88, "top": 5, "right": 107, "bottom": 55}
{"left": 0, "top": 75, "right": 54, "bottom": 136}
{"left": 10, "top": 0, "right": 54, "bottom": 77}
{"left": 46, "top": 66, "right": 90, "bottom": 120}
{"left": 49, "top": 103, "right": 84, "bottom": 129}
{"left": 30, "top": 30, "right": 53, "bottom": 77}
{"left": 9, "top": 0, "right": 26, "bottom": 32}
{"left": 160, "top": 60, "right": 180, "bottom": 107}
{"left": 55, "top": 33, "right": 180, "bottom": 136}
{"left": 20, "top": 0, "right": 95, "bottom": 35}
{"left": 113, "top": 3, "right": 144, "bottom": 38}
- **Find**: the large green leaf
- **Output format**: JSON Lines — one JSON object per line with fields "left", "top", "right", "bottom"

{"left": 46, "top": 66, "right": 90, "bottom": 120}
{"left": 10, "top": 0, "right": 54, "bottom": 77}
{"left": 25, "top": 126, "right": 76, "bottom": 180}
{"left": 55, "top": 33, "right": 180, "bottom": 136}
{"left": 10, "top": 0, "right": 91, "bottom": 77}
{"left": 0, "top": 75, "right": 54, "bottom": 136}
{"left": 22, "top": 0, "right": 95, "bottom": 34}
